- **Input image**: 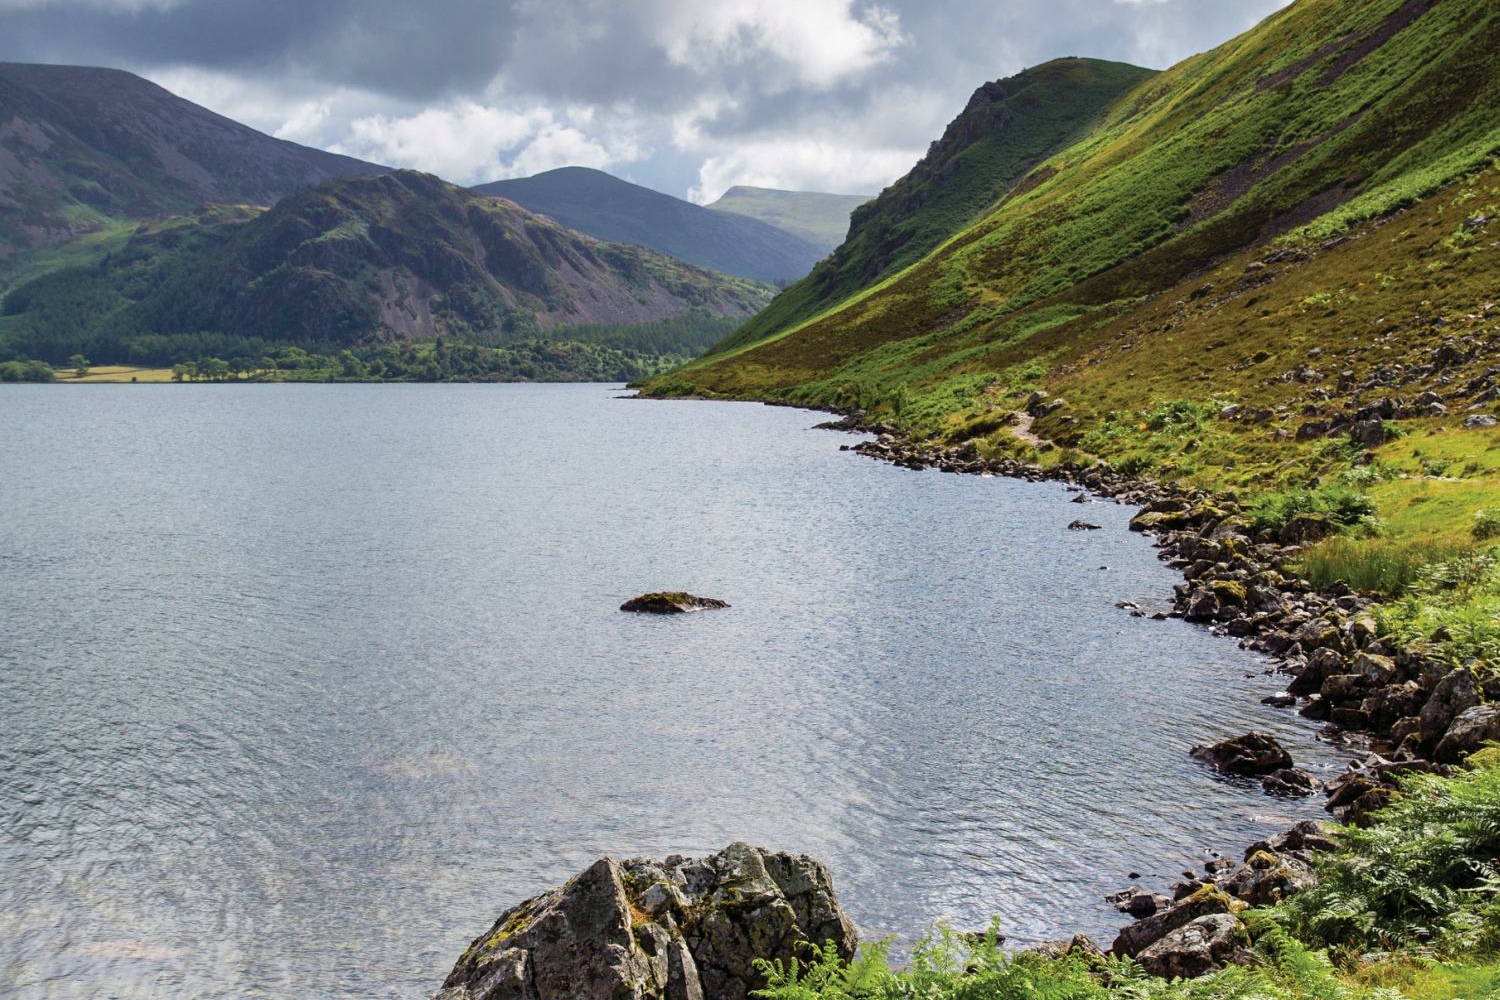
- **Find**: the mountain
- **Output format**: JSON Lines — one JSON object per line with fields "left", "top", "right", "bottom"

{"left": 706, "top": 186, "right": 872, "bottom": 253}
{"left": 654, "top": 0, "right": 1500, "bottom": 469}
{"left": 0, "top": 170, "right": 773, "bottom": 367}
{"left": 0, "top": 61, "right": 386, "bottom": 257}
{"left": 473, "top": 167, "right": 825, "bottom": 284}
{"left": 706, "top": 57, "right": 1157, "bottom": 353}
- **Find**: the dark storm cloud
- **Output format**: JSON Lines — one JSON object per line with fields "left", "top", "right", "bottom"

{"left": 0, "top": 0, "right": 521, "bottom": 99}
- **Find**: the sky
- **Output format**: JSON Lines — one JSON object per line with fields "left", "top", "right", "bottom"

{"left": 0, "top": 0, "right": 1293, "bottom": 203}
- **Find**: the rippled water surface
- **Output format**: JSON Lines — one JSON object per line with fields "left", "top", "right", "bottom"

{"left": 0, "top": 384, "right": 1342, "bottom": 997}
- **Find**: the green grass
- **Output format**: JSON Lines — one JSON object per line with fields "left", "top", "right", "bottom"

{"left": 1297, "top": 537, "right": 1479, "bottom": 597}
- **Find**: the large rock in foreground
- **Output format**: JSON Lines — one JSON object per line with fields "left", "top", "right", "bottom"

{"left": 620, "top": 592, "right": 731, "bottom": 614}
{"left": 435, "top": 843, "right": 856, "bottom": 1000}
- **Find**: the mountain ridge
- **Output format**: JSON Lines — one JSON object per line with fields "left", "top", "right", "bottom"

{"left": 0, "top": 169, "right": 773, "bottom": 366}
{"left": 474, "top": 166, "right": 826, "bottom": 283}
{"left": 0, "top": 61, "right": 387, "bottom": 256}
{"left": 705, "top": 185, "right": 872, "bottom": 253}
{"left": 705, "top": 57, "right": 1158, "bottom": 353}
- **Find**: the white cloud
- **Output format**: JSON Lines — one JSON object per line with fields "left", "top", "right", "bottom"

{"left": 655, "top": 0, "right": 907, "bottom": 89}
{"left": 688, "top": 137, "right": 914, "bottom": 203}
{"left": 327, "top": 100, "right": 642, "bottom": 185}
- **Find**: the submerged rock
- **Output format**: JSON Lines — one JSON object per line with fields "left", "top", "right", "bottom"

{"left": 1189, "top": 732, "right": 1293, "bottom": 776}
{"left": 620, "top": 592, "right": 730, "bottom": 614}
{"left": 434, "top": 842, "right": 856, "bottom": 1000}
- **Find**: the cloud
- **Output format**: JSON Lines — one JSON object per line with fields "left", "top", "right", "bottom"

{"left": 0, "top": 0, "right": 1296, "bottom": 200}
{"left": 324, "top": 101, "right": 642, "bottom": 185}
{"left": 689, "top": 138, "right": 914, "bottom": 203}
{"left": 655, "top": 0, "right": 907, "bottom": 89}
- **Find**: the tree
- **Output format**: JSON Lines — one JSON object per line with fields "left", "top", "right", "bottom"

{"left": 68, "top": 353, "right": 89, "bottom": 379}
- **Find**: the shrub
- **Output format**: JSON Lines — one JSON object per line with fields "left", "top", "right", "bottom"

{"left": 1287, "top": 753, "right": 1500, "bottom": 957}
{"left": 1473, "top": 509, "right": 1500, "bottom": 542}
{"left": 1245, "top": 485, "right": 1377, "bottom": 533}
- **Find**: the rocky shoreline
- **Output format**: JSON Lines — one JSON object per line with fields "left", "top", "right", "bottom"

{"left": 826, "top": 410, "right": 1494, "bottom": 810}
{"left": 815, "top": 406, "right": 1500, "bottom": 968}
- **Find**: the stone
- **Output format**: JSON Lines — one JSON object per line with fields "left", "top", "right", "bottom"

{"left": 620, "top": 592, "right": 730, "bottom": 614}
{"left": 1280, "top": 513, "right": 1335, "bottom": 544}
{"left": 1245, "top": 820, "right": 1338, "bottom": 861}
{"left": 1465, "top": 414, "right": 1498, "bottom": 429}
{"left": 1351, "top": 652, "right": 1398, "bottom": 685}
{"left": 1135, "top": 914, "right": 1251, "bottom": 979}
{"left": 1068, "top": 520, "right": 1103, "bottom": 531}
{"left": 1190, "top": 732, "right": 1293, "bottom": 776}
{"left": 434, "top": 843, "right": 856, "bottom": 1000}
{"left": 1351, "top": 419, "right": 1386, "bottom": 450}
{"left": 1262, "top": 768, "right": 1319, "bottom": 797}
{"left": 1418, "top": 668, "right": 1479, "bottom": 745}
{"left": 1222, "top": 850, "right": 1315, "bottom": 906}
{"left": 1112, "top": 886, "right": 1235, "bottom": 958}
{"left": 1025, "top": 935, "right": 1105, "bottom": 964}
{"left": 1434, "top": 704, "right": 1500, "bottom": 764}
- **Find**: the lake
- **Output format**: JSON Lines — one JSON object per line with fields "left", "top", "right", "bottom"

{"left": 0, "top": 384, "right": 1341, "bottom": 998}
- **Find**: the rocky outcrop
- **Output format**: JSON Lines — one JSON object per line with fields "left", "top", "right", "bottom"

{"left": 434, "top": 843, "right": 856, "bottom": 1000}
{"left": 1190, "top": 733, "right": 1293, "bottom": 776}
{"left": 1135, "top": 914, "right": 1252, "bottom": 979}
{"left": 620, "top": 593, "right": 731, "bottom": 614}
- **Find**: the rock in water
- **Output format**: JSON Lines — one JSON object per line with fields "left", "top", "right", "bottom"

{"left": 620, "top": 592, "right": 730, "bottom": 614}
{"left": 434, "top": 842, "right": 856, "bottom": 1000}
{"left": 1189, "top": 732, "right": 1293, "bottom": 776}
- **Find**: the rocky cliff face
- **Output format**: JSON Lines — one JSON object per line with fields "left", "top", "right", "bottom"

{"left": 434, "top": 843, "right": 857, "bottom": 1000}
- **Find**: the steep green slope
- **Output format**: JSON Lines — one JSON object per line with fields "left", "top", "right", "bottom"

{"left": 661, "top": 0, "right": 1500, "bottom": 399}
{"left": 0, "top": 62, "right": 386, "bottom": 259}
{"left": 0, "top": 170, "right": 772, "bottom": 368}
{"left": 708, "top": 57, "right": 1157, "bottom": 352}
{"left": 473, "top": 167, "right": 825, "bottom": 283}
{"left": 705, "top": 186, "right": 872, "bottom": 253}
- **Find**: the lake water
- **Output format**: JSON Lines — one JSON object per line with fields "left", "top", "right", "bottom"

{"left": 0, "top": 384, "right": 1342, "bottom": 998}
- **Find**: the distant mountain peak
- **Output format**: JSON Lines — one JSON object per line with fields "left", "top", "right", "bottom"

{"left": 473, "top": 168, "right": 825, "bottom": 283}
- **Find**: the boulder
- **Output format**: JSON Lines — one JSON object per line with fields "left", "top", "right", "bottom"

{"left": 1135, "top": 914, "right": 1252, "bottom": 979}
{"left": 434, "top": 843, "right": 856, "bottom": 1000}
{"left": 1112, "top": 886, "right": 1235, "bottom": 958}
{"left": 1068, "top": 520, "right": 1103, "bottom": 531}
{"left": 1435, "top": 704, "right": 1500, "bottom": 763}
{"left": 1190, "top": 732, "right": 1293, "bottom": 776}
{"left": 1418, "top": 668, "right": 1479, "bottom": 748}
{"left": 620, "top": 592, "right": 730, "bottom": 614}
{"left": 1221, "top": 850, "right": 1315, "bottom": 906}
{"left": 1262, "top": 768, "right": 1319, "bottom": 797}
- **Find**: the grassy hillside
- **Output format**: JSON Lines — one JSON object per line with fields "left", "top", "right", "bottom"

{"left": 706, "top": 186, "right": 872, "bottom": 253}
{"left": 473, "top": 167, "right": 826, "bottom": 283}
{"left": 0, "top": 62, "right": 385, "bottom": 260}
{"left": 0, "top": 170, "right": 772, "bottom": 375}
{"left": 707, "top": 58, "right": 1157, "bottom": 352}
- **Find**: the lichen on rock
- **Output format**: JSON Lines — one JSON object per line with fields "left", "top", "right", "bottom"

{"left": 433, "top": 843, "right": 855, "bottom": 1000}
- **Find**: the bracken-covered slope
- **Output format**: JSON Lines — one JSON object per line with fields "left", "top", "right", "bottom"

{"left": 706, "top": 186, "right": 873, "bottom": 254}
{"left": 0, "top": 170, "right": 773, "bottom": 363}
{"left": 0, "top": 62, "right": 386, "bottom": 255}
{"left": 660, "top": 0, "right": 1500, "bottom": 416}
{"left": 707, "top": 57, "right": 1157, "bottom": 353}
{"left": 473, "top": 166, "right": 826, "bottom": 284}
